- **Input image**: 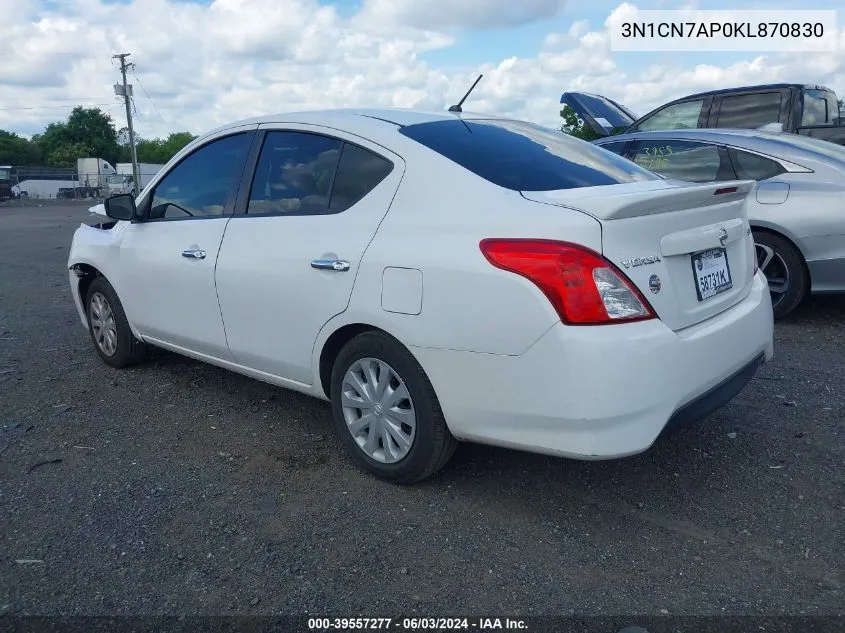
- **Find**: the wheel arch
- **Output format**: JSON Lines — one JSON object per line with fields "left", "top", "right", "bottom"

{"left": 318, "top": 323, "right": 392, "bottom": 399}
{"left": 69, "top": 262, "right": 144, "bottom": 339}
{"left": 749, "top": 223, "right": 812, "bottom": 289}
{"left": 70, "top": 262, "right": 104, "bottom": 308}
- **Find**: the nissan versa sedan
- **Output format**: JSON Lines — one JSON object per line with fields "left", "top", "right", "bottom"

{"left": 594, "top": 129, "right": 845, "bottom": 318}
{"left": 68, "top": 109, "right": 774, "bottom": 483}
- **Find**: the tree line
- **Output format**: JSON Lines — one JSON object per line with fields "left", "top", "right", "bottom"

{"left": 0, "top": 107, "right": 196, "bottom": 167}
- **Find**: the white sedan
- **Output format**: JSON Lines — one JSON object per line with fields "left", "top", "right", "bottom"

{"left": 68, "top": 108, "right": 774, "bottom": 483}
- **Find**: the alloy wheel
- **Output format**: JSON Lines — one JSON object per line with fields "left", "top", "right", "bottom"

{"left": 756, "top": 242, "right": 790, "bottom": 309}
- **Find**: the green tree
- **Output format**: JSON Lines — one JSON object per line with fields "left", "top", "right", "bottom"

{"left": 34, "top": 107, "right": 120, "bottom": 167}
{"left": 162, "top": 132, "right": 195, "bottom": 158}
{"left": 0, "top": 130, "right": 42, "bottom": 165}
{"left": 136, "top": 132, "right": 196, "bottom": 163}
{"left": 7, "top": 107, "right": 197, "bottom": 169}
{"left": 559, "top": 105, "right": 603, "bottom": 141}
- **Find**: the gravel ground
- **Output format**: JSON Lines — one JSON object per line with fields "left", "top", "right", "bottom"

{"left": 1, "top": 203, "right": 843, "bottom": 618}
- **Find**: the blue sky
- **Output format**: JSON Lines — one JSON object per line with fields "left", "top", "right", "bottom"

{"left": 2, "top": 0, "right": 843, "bottom": 137}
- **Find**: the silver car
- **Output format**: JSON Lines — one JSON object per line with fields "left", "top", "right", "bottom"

{"left": 594, "top": 129, "right": 845, "bottom": 318}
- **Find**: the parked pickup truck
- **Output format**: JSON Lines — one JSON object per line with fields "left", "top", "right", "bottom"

{"left": 562, "top": 83, "right": 845, "bottom": 146}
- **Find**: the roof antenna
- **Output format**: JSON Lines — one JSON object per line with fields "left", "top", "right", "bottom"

{"left": 448, "top": 74, "right": 483, "bottom": 113}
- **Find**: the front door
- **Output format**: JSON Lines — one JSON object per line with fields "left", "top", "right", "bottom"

{"left": 116, "top": 128, "right": 256, "bottom": 359}
{"left": 215, "top": 125, "right": 405, "bottom": 384}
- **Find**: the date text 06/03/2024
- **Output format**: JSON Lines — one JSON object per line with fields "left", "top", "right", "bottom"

{"left": 307, "top": 617, "right": 529, "bottom": 630}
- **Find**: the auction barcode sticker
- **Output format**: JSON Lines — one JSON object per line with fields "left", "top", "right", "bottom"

{"left": 610, "top": 9, "right": 838, "bottom": 52}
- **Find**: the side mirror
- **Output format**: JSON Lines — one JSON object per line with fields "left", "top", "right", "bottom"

{"left": 104, "top": 193, "right": 138, "bottom": 221}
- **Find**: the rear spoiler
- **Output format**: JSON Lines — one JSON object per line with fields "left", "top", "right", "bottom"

{"left": 521, "top": 180, "right": 756, "bottom": 222}
{"left": 592, "top": 180, "right": 755, "bottom": 221}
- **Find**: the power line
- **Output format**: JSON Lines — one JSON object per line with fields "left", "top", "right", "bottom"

{"left": 131, "top": 67, "right": 171, "bottom": 133}
{"left": 0, "top": 102, "right": 114, "bottom": 111}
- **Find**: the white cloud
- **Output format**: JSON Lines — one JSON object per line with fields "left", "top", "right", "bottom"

{"left": 356, "top": 0, "right": 572, "bottom": 31}
{"left": 0, "top": 0, "right": 843, "bottom": 142}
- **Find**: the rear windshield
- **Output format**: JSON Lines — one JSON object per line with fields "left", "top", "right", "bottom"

{"left": 399, "top": 118, "right": 658, "bottom": 191}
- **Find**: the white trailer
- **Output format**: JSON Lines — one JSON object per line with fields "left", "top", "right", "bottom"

{"left": 12, "top": 179, "right": 79, "bottom": 199}
{"left": 12, "top": 157, "right": 117, "bottom": 199}
{"left": 77, "top": 158, "right": 117, "bottom": 195}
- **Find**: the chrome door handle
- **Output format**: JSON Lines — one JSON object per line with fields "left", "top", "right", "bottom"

{"left": 182, "top": 248, "right": 206, "bottom": 259}
{"left": 311, "top": 259, "right": 350, "bottom": 272}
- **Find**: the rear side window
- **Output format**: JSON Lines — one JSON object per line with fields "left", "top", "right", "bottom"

{"left": 247, "top": 131, "right": 393, "bottom": 215}
{"left": 801, "top": 89, "right": 839, "bottom": 126}
{"left": 635, "top": 100, "right": 705, "bottom": 132}
{"left": 730, "top": 149, "right": 786, "bottom": 181}
{"left": 399, "top": 119, "right": 657, "bottom": 191}
{"left": 248, "top": 131, "right": 340, "bottom": 215}
{"left": 631, "top": 140, "right": 735, "bottom": 183}
{"left": 329, "top": 143, "right": 393, "bottom": 212}
{"left": 716, "top": 92, "right": 782, "bottom": 129}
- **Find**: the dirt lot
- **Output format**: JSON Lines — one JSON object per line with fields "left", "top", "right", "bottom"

{"left": 1, "top": 203, "right": 843, "bottom": 618}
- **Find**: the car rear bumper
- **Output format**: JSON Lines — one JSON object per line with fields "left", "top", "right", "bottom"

{"left": 411, "top": 271, "right": 774, "bottom": 460}
{"left": 808, "top": 256, "right": 845, "bottom": 293}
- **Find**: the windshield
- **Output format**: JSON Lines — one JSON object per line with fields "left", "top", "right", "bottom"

{"left": 802, "top": 89, "right": 840, "bottom": 126}
{"left": 0, "top": 168, "right": 10, "bottom": 180}
{"left": 399, "top": 118, "right": 657, "bottom": 191}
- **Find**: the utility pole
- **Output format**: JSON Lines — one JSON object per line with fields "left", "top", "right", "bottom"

{"left": 113, "top": 53, "right": 141, "bottom": 197}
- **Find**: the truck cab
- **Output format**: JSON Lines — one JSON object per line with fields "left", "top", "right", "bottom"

{"left": 0, "top": 166, "right": 11, "bottom": 201}
{"left": 562, "top": 84, "right": 845, "bottom": 146}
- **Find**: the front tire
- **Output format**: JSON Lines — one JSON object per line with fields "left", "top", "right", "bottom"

{"left": 753, "top": 231, "right": 808, "bottom": 319}
{"left": 85, "top": 276, "right": 148, "bottom": 368}
{"left": 330, "top": 331, "right": 457, "bottom": 484}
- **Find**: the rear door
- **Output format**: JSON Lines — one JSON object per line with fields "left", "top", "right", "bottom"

{"left": 214, "top": 125, "right": 405, "bottom": 384}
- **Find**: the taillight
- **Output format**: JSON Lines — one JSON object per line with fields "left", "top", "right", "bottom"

{"left": 479, "top": 239, "right": 657, "bottom": 325}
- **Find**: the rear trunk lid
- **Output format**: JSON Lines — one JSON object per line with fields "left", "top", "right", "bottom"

{"left": 522, "top": 179, "right": 758, "bottom": 331}
{"left": 560, "top": 92, "right": 637, "bottom": 137}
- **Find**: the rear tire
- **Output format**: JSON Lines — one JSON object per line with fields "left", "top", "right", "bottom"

{"left": 753, "top": 231, "right": 808, "bottom": 319}
{"left": 330, "top": 331, "right": 457, "bottom": 484}
{"left": 85, "top": 276, "right": 148, "bottom": 368}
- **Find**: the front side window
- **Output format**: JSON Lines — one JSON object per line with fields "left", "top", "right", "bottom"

{"left": 631, "top": 140, "right": 732, "bottom": 182}
{"left": 399, "top": 119, "right": 657, "bottom": 191}
{"left": 636, "top": 100, "right": 705, "bottom": 132}
{"left": 716, "top": 92, "right": 782, "bottom": 129}
{"left": 149, "top": 133, "right": 250, "bottom": 220}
